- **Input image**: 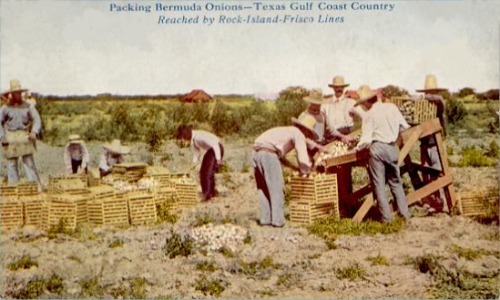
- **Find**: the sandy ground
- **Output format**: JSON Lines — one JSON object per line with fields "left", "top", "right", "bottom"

{"left": 0, "top": 140, "right": 499, "bottom": 298}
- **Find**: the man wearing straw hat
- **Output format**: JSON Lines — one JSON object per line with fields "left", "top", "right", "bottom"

{"left": 252, "top": 115, "right": 322, "bottom": 227}
{"left": 321, "top": 76, "right": 358, "bottom": 143}
{"left": 354, "top": 85, "right": 411, "bottom": 223}
{"left": 0, "top": 79, "right": 43, "bottom": 190}
{"left": 416, "top": 74, "right": 448, "bottom": 212}
{"left": 298, "top": 88, "right": 329, "bottom": 144}
{"left": 64, "top": 134, "right": 90, "bottom": 175}
{"left": 99, "top": 139, "right": 130, "bottom": 178}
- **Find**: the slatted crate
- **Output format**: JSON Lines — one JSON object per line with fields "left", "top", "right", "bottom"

{"left": 17, "top": 182, "right": 39, "bottom": 197}
{"left": 0, "top": 198, "right": 24, "bottom": 231}
{"left": 1, "top": 184, "right": 18, "bottom": 200}
{"left": 289, "top": 201, "right": 337, "bottom": 225}
{"left": 390, "top": 96, "right": 437, "bottom": 125}
{"left": 154, "top": 187, "right": 178, "bottom": 212}
{"left": 146, "top": 175, "right": 176, "bottom": 188}
{"left": 23, "top": 195, "right": 47, "bottom": 227}
{"left": 46, "top": 193, "right": 89, "bottom": 231}
{"left": 291, "top": 174, "right": 338, "bottom": 205}
{"left": 87, "top": 190, "right": 129, "bottom": 226}
{"left": 88, "top": 185, "right": 116, "bottom": 200}
{"left": 174, "top": 180, "right": 199, "bottom": 208}
{"left": 112, "top": 163, "right": 148, "bottom": 183}
{"left": 127, "top": 189, "right": 157, "bottom": 225}
{"left": 88, "top": 168, "right": 101, "bottom": 187}
{"left": 458, "top": 189, "right": 499, "bottom": 217}
{"left": 48, "top": 175, "right": 88, "bottom": 192}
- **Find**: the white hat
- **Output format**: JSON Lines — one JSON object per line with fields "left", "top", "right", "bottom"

{"left": 103, "top": 139, "right": 130, "bottom": 154}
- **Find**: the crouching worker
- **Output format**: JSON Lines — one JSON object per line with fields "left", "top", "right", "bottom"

{"left": 98, "top": 139, "right": 130, "bottom": 178}
{"left": 253, "top": 115, "right": 322, "bottom": 227}
{"left": 176, "top": 125, "right": 224, "bottom": 202}
{"left": 354, "top": 85, "right": 410, "bottom": 223}
{"left": 64, "top": 134, "right": 90, "bottom": 175}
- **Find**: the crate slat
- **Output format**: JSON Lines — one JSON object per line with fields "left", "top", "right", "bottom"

{"left": 458, "top": 189, "right": 499, "bottom": 217}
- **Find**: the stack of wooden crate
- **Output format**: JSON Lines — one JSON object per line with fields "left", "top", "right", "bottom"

{"left": 289, "top": 173, "right": 339, "bottom": 225}
{"left": 112, "top": 163, "right": 148, "bottom": 183}
{"left": 19, "top": 182, "right": 46, "bottom": 228}
{"left": 87, "top": 185, "right": 129, "bottom": 226}
{"left": 390, "top": 96, "right": 437, "bottom": 125}
{"left": 126, "top": 188, "right": 157, "bottom": 225}
{"left": 173, "top": 177, "right": 199, "bottom": 208}
{"left": 0, "top": 184, "right": 23, "bottom": 230}
{"left": 458, "top": 189, "right": 499, "bottom": 217}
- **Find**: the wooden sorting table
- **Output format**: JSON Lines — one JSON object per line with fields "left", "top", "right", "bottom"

{"left": 321, "top": 118, "right": 457, "bottom": 222}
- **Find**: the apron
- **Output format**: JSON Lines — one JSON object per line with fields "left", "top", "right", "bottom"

{"left": 2, "top": 130, "right": 36, "bottom": 158}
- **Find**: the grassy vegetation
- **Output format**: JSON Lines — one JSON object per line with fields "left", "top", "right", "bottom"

{"left": 156, "top": 198, "right": 179, "bottom": 224}
{"left": 108, "top": 238, "right": 124, "bottom": 248}
{"left": 195, "top": 260, "right": 218, "bottom": 273}
{"left": 194, "top": 274, "right": 229, "bottom": 297}
{"left": 8, "top": 255, "right": 39, "bottom": 271}
{"left": 163, "top": 229, "right": 195, "bottom": 258}
{"left": 450, "top": 244, "right": 499, "bottom": 260}
{"left": 366, "top": 253, "right": 390, "bottom": 266}
{"left": 232, "top": 256, "right": 280, "bottom": 280}
{"left": 334, "top": 263, "right": 368, "bottom": 281}
{"left": 8, "top": 273, "right": 65, "bottom": 299}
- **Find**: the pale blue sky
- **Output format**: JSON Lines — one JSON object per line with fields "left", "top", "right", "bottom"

{"left": 1, "top": 0, "right": 499, "bottom": 96}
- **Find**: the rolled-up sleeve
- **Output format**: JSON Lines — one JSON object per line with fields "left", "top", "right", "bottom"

{"left": 28, "top": 106, "right": 42, "bottom": 135}
{"left": 293, "top": 131, "right": 312, "bottom": 174}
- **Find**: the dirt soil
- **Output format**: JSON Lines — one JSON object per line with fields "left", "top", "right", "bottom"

{"left": 1, "top": 140, "right": 499, "bottom": 298}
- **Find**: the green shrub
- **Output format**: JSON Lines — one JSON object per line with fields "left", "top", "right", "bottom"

{"left": 46, "top": 273, "right": 65, "bottom": 294}
{"left": 276, "top": 272, "right": 302, "bottom": 288}
{"left": 194, "top": 275, "right": 228, "bottom": 297}
{"left": 8, "top": 255, "right": 39, "bottom": 271}
{"left": 11, "top": 276, "right": 46, "bottom": 299}
{"left": 109, "top": 238, "right": 124, "bottom": 248}
{"left": 78, "top": 276, "right": 105, "bottom": 298}
{"left": 274, "top": 86, "right": 309, "bottom": 126}
{"left": 334, "top": 263, "right": 367, "bottom": 281}
{"left": 485, "top": 141, "right": 499, "bottom": 159}
{"left": 450, "top": 244, "right": 498, "bottom": 260}
{"left": 455, "top": 146, "right": 495, "bottom": 167}
{"left": 366, "top": 253, "right": 390, "bottom": 266}
{"left": 163, "top": 229, "right": 195, "bottom": 258}
{"left": 156, "top": 199, "right": 179, "bottom": 224}
{"left": 218, "top": 246, "right": 235, "bottom": 258}
{"left": 210, "top": 102, "right": 239, "bottom": 136}
{"left": 445, "top": 97, "right": 468, "bottom": 124}
{"left": 47, "top": 217, "right": 72, "bottom": 239}
{"left": 196, "top": 261, "right": 218, "bottom": 273}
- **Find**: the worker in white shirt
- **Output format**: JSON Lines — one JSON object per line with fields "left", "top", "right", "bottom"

{"left": 63, "top": 134, "right": 90, "bottom": 175}
{"left": 321, "top": 76, "right": 358, "bottom": 143}
{"left": 176, "top": 125, "right": 224, "bottom": 202}
{"left": 99, "top": 139, "right": 129, "bottom": 178}
{"left": 253, "top": 114, "right": 323, "bottom": 227}
{"left": 355, "top": 85, "right": 411, "bottom": 223}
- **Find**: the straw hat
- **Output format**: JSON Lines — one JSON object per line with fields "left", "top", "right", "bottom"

{"left": 354, "top": 85, "right": 378, "bottom": 106}
{"left": 291, "top": 114, "right": 319, "bottom": 141}
{"left": 1, "top": 79, "right": 28, "bottom": 95}
{"left": 68, "top": 134, "right": 84, "bottom": 144}
{"left": 303, "top": 88, "right": 327, "bottom": 105}
{"left": 416, "top": 75, "right": 447, "bottom": 92}
{"left": 328, "top": 76, "right": 349, "bottom": 88}
{"left": 103, "top": 139, "right": 130, "bottom": 154}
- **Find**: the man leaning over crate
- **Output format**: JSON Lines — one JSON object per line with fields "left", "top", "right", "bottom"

{"left": 416, "top": 74, "right": 448, "bottom": 213}
{"left": 252, "top": 115, "right": 324, "bottom": 227}
{"left": 0, "top": 79, "right": 43, "bottom": 191}
{"left": 64, "top": 134, "right": 90, "bottom": 175}
{"left": 99, "top": 139, "right": 130, "bottom": 178}
{"left": 354, "top": 85, "right": 411, "bottom": 223}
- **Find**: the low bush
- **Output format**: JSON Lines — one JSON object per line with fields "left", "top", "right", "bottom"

{"left": 8, "top": 255, "right": 39, "bottom": 271}
{"left": 194, "top": 275, "right": 228, "bottom": 297}
{"left": 163, "top": 229, "right": 195, "bottom": 258}
{"left": 334, "top": 263, "right": 367, "bottom": 281}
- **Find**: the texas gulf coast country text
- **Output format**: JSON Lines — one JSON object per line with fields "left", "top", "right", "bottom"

{"left": 109, "top": 1, "right": 396, "bottom": 25}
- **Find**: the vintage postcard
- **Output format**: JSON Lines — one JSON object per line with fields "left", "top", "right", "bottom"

{"left": 1, "top": 0, "right": 499, "bottom": 299}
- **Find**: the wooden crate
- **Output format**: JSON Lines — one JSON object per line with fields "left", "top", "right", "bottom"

{"left": 0, "top": 198, "right": 24, "bottom": 231}
{"left": 458, "top": 189, "right": 499, "bottom": 217}
{"left": 289, "top": 201, "right": 337, "bottom": 225}
{"left": 88, "top": 168, "right": 101, "bottom": 187}
{"left": 174, "top": 180, "right": 199, "bottom": 208}
{"left": 291, "top": 174, "right": 338, "bottom": 205}
{"left": 154, "top": 187, "right": 178, "bottom": 212}
{"left": 88, "top": 185, "right": 116, "bottom": 200}
{"left": 46, "top": 193, "right": 89, "bottom": 231}
{"left": 88, "top": 191, "right": 129, "bottom": 226}
{"left": 1, "top": 184, "right": 18, "bottom": 200}
{"left": 23, "top": 195, "right": 47, "bottom": 227}
{"left": 127, "top": 189, "right": 157, "bottom": 225}
{"left": 390, "top": 97, "right": 437, "bottom": 125}
{"left": 112, "top": 163, "right": 148, "bottom": 183}
{"left": 48, "top": 175, "right": 88, "bottom": 192}
{"left": 17, "top": 182, "right": 39, "bottom": 197}
{"left": 146, "top": 175, "right": 176, "bottom": 188}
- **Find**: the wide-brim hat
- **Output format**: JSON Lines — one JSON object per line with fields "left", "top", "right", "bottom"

{"left": 354, "top": 85, "right": 378, "bottom": 106}
{"left": 1, "top": 79, "right": 28, "bottom": 95}
{"left": 328, "top": 76, "right": 349, "bottom": 88}
{"left": 291, "top": 115, "right": 319, "bottom": 141}
{"left": 103, "top": 139, "right": 130, "bottom": 155}
{"left": 68, "top": 134, "right": 84, "bottom": 144}
{"left": 416, "top": 75, "right": 447, "bottom": 92}
{"left": 303, "top": 88, "right": 327, "bottom": 105}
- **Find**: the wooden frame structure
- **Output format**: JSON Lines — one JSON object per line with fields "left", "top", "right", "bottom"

{"left": 322, "top": 118, "right": 457, "bottom": 222}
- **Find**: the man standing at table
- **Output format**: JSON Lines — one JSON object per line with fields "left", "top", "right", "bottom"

{"left": 355, "top": 85, "right": 411, "bottom": 223}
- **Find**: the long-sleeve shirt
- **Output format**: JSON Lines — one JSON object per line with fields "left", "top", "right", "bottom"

{"left": 98, "top": 151, "right": 124, "bottom": 172}
{"left": 298, "top": 111, "right": 328, "bottom": 143}
{"left": 0, "top": 102, "right": 41, "bottom": 140}
{"left": 191, "top": 130, "right": 222, "bottom": 164}
{"left": 64, "top": 143, "right": 90, "bottom": 173}
{"left": 321, "top": 93, "right": 356, "bottom": 135}
{"left": 254, "top": 126, "right": 312, "bottom": 174}
{"left": 356, "top": 102, "right": 410, "bottom": 150}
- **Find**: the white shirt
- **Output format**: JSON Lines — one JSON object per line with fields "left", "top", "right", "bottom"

{"left": 356, "top": 102, "right": 410, "bottom": 150}
{"left": 64, "top": 142, "right": 90, "bottom": 173}
{"left": 254, "top": 126, "right": 312, "bottom": 173}
{"left": 321, "top": 93, "right": 356, "bottom": 134}
{"left": 191, "top": 130, "right": 222, "bottom": 164}
{"left": 99, "top": 151, "right": 124, "bottom": 172}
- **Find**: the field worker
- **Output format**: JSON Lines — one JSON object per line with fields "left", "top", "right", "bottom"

{"left": 354, "top": 85, "right": 411, "bottom": 223}
{"left": 0, "top": 79, "right": 43, "bottom": 191}
{"left": 321, "top": 75, "right": 358, "bottom": 143}
{"left": 252, "top": 115, "right": 322, "bottom": 227}
{"left": 298, "top": 88, "right": 329, "bottom": 144}
{"left": 176, "top": 125, "right": 224, "bottom": 202}
{"left": 63, "top": 134, "right": 90, "bottom": 175}
{"left": 99, "top": 139, "right": 129, "bottom": 178}
{"left": 416, "top": 75, "right": 448, "bottom": 212}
